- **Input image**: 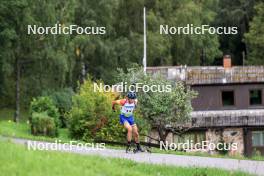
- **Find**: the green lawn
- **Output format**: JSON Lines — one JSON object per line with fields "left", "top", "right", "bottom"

{"left": 0, "top": 140, "right": 251, "bottom": 176}
{"left": 0, "top": 120, "right": 71, "bottom": 143}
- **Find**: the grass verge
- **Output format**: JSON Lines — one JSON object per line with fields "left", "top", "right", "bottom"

{"left": 0, "top": 140, "right": 252, "bottom": 176}
{"left": 0, "top": 120, "right": 71, "bottom": 143}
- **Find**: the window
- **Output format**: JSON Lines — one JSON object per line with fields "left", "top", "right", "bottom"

{"left": 250, "top": 90, "right": 262, "bottom": 105}
{"left": 252, "top": 131, "right": 264, "bottom": 146}
{"left": 222, "top": 91, "right": 234, "bottom": 106}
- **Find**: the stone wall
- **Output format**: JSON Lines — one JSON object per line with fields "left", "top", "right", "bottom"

{"left": 147, "top": 128, "right": 245, "bottom": 156}
{"left": 206, "top": 128, "right": 244, "bottom": 155}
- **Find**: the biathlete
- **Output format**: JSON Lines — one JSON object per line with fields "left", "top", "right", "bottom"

{"left": 112, "top": 91, "right": 143, "bottom": 153}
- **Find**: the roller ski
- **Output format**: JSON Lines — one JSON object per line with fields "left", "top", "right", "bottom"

{"left": 125, "top": 142, "right": 151, "bottom": 153}
{"left": 132, "top": 146, "right": 151, "bottom": 153}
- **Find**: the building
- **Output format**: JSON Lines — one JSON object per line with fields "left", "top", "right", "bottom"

{"left": 146, "top": 56, "right": 264, "bottom": 156}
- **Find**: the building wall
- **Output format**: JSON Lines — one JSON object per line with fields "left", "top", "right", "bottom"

{"left": 191, "top": 83, "right": 264, "bottom": 111}
{"left": 206, "top": 128, "right": 244, "bottom": 155}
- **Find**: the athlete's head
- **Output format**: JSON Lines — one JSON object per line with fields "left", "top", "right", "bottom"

{"left": 127, "top": 91, "right": 136, "bottom": 103}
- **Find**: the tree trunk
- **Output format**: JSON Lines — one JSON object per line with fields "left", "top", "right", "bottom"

{"left": 79, "top": 50, "right": 87, "bottom": 84}
{"left": 158, "top": 126, "right": 169, "bottom": 143}
{"left": 14, "top": 58, "right": 20, "bottom": 123}
{"left": 81, "top": 61, "right": 86, "bottom": 84}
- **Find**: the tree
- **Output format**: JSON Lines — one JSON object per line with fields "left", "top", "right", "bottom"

{"left": 244, "top": 2, "right": 264, "bottom": 65}
{"left": 213, "top": 0, "right": 261, "bottom": 65}
{"left": 73, "top": 0, "right": 119, "bottom": 84}
{"left": 0, "top": 0, "right": 35, "bottom": 122}
{"left": 0, "top": 0, "right": 76, "bottom": 121}
{"left": 3, "top": 0, "right": 261, "bottom": 116}
{"left": 116, "top": 67, "right": 197, "bottom": 142}
{"left": 114, "top": 0, "right": 222, "bottom": 66}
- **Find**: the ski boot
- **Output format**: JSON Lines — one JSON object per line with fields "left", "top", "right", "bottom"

{"left": 133, "top": 143, "right": 145, "bottom": 153}
{"left": 126, "top": 142, "right": 132, "bottom": 153}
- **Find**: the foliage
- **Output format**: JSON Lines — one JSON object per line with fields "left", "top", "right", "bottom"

{"left": 67, "top": 77, "right": 122, "bottom": 142}
{"left": 29, "top": 96, "right": 60, "bottom": 128}
{"left": 1, "top": 0, "right": 264, "bottom": 119}
{"left": 216, "top": 138, "right": 230, "bottom": 155}
{"left": 42, "top": 88, "right": 75, "bottom": 127}
{"left": 213, "top": 0, "right": 259, "bottom": 65}
{"left": 94, "top": 113, "right": 126, "bottom": 142}
{"left": 116, "top": 66, "right": 197, "bottom": 141}
{"left": 0, "top": 0, "right": 223, "bottom": 110}
{"left": 31, "top": 112, "right": 57, "bottom": 137}
{"left": 244, "top": 2, "right": 264, "bottom": 65}
{"left": 0, "top": 0, "right": 77, "bottom": 109}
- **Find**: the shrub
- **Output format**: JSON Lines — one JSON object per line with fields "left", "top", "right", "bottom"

{"left": 29, "top": 96, "right": 60, "bottom": 137}
{"left": 216, "top": 138, "right": 230, "bottom": 155}
{"left": 67, "top": 77, "right": 150, "bottom": 142}
{"left": 67, "top": 78, "right": 124, "bottom": 142}
{"left": 94, "top": 112, "right": 126, "bottom": 142}
{"left": 42, "top": 88, "right": 74, "bottom": 127}
{"left": 31, "top": 112, "right": 57, "bottom": 137}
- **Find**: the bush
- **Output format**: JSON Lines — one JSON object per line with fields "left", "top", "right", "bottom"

{"left": 216, "top": 138, "right": 230, "bottom": 155}
{"left": 67, "top": 78, "right": 150, "bottom": 142}
{"left": 42, "top": 88, "right": 74, "bottom": 127}
{"left": 67, "top": 78, "right": 124, "bottom": 142}
{"left": 29, "top": 96, "right": 60, "bottom": 137}
{"left": 31, "top": 112, "right": 57, "bottom": 137}
{"left": 94, "top": 112, "right": 126, "bottom": 142}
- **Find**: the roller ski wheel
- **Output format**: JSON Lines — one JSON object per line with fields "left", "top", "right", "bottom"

{"left": 126, "top": 144, "right": 132, "bottom": 153}
{"left": 133, "top": 147, "right": 151, "bottom": 153}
